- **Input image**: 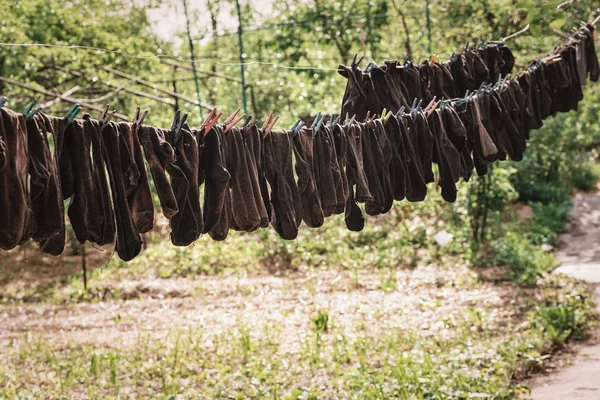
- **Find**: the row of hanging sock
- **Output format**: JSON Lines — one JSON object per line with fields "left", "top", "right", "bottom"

{"left": 0, "top": 21, "right": 598, "bottom": 262}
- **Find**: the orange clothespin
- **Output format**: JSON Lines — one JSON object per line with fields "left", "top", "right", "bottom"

{"left": 263, "top": 115, "right": 279, "bottom": 139}
{"left": 224, "top": 107, "right": 241, "bottom": 125}
{"left": 200, "top": 108, "right": 216, "bottom": 131}
{"left": 261, "top": 111, "right": 274, "bottom": 130}
{"left": 201, "top": 108, "right": 222, "bottom": 136}
{"left": 224, "top": 112, "right": 246, "bottom": 134}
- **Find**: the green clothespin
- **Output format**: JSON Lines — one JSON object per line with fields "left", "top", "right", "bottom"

{"left": 23, "top": 99, "right": 42, "bottom": 120}
{"left": 65, "top": 104, "right": 81, "bottom": 124}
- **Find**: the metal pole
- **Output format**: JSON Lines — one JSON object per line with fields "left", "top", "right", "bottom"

{"left": 426, "top": 0, "right": 432, "bottom": 55}
{"left": 235, "top": 0, "right": 248, "bottom": 115}
{"left": 182, "top": 0, "right": 203, "bottom": 120}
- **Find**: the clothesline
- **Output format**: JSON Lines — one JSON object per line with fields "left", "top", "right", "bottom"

{"left": 0, "top": 21, "right": 598, "bottom": 265}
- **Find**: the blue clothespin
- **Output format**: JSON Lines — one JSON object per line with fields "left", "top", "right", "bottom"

{"left": 0, "top": 97, "right": 7, "bottom": 108}
{"left": 410, "top": 98, "right": 422, "bottom": 119}
{"left": 311, "top": 112, "right": 321, "bottom": 128}
{"left": 313, "top": 113, "right": 327, "bottom": 136}
{"left": 291, "top": 119, "right": 305, "bottom": 137}
{"left": 396, "top": 106, "right": 406, "bottom": 118}
{"left": 65, "top": 104, "right": 81, "bottom": 124}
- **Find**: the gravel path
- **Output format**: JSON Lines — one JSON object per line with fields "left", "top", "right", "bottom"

{"left": 530, "top": 191, "right": 600, "bottom": 399}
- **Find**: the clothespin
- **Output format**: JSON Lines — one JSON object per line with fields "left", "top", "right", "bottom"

{"left": 263, "top": 115, "right": 279, "bottom": 139}
{"left": 330, "top": 116, "right": 342, "bottom": 131}
{"left": 22, "top": 99, "right": 42, "bottom": 120}
{"left": 0, "top": 97, "right": 7, "bottom": 108}
{"left": 313, "top": 114, "right": 327, "bottom": 136}
{"left": 200, "top": 108, "right": 217, "bottom": 132}
{"left": 244, "top": 115, "right": 253, "bottom": 127}
{"left": 224, "top": 110, "right": 246, "bottom": 134}
{"left": 261, "top": 111, "right": 274, "bottom": 130}
{"left": 365, "top": 111, "right": 371, "bottom": 121}
{"left": 351, "top": 53, "right": 364, "bottom": 69}
{"left": 202, "top": 109, "right": 222, "bottom": 136}
{"left": 170, "top": 109, "right": 188, "bottom": 145}
{"left": 132, "top": 107, "right": 149, "bottom": 126}
{"left": 410, "top": 98, "right": 422, "bottom": 119}
{"left": 98, "top": 104, "right": 116, "bottom": 126}
{"left": 65, "top": 104, "right": 81, "bottom": 124}
{"left": 224, "top": 107, "right": 241, "bottom": 126}
{"left": 291, "top": 119, "right": 305, "bottom": 136}
{"left": 311, "top": 112, "right": 322, "bottom": 130}
{"left": 381, "top": 109, "right": 393, "bottom": 124}
{"left": 396, "top": 106, "right": 406, "bottom": 117}
{"left": 423, "top": 96, "right": 439, "bottom": 116}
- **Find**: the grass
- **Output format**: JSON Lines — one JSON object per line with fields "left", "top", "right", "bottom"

{"left": 0, "top": 275, "right": 594, "bottom": 399}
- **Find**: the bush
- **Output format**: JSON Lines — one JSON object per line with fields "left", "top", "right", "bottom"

{"left": 493, "top": 232, "right": 557, "bottom": 285}
{"left": 570, "top": 164, "right": 598, "bottom": 192}
{"left": 526, "top": 201, "right": 571, "bottom": 246}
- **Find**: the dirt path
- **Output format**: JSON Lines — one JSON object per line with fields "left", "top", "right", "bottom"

{"left": 529, "top": 191, "right": 600, "bottom": 399}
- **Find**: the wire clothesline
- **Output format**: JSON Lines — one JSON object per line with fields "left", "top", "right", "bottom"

{"left": 0, "top": 42, "right": 342, "bottom": 71}
{"left": 192, "top": 11, "right": 425, "bottom": 40}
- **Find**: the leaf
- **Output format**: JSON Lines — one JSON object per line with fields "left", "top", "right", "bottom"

{"left": 550, "top": 18, "right": 567, "bottom": 30}
{"left": 530, "top": 23, "right": 542, "bottom": 38}
{"left": 516, "top": 0, "right": 535, "bottom": 9}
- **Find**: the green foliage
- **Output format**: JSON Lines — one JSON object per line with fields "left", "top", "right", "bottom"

{"left": 526, "top": 201, "right": 571, "bottom": 246}
{"left": 570, "top": 163, "right": 599, "bottom": 192}
{"left": 529, "top": 283, "right": 596, "bottom": 347}
{"left": 492, "top": 232, "right": 557, "bottom": 285}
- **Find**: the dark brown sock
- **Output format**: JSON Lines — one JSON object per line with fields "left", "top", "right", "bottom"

{"left": 63, "top": 119, "right": 103, "bottom": 244}
{"left": 101, "top": 122, "right": 142, "bottom": 262}
{"left": 0, "top": 108, "right": 29, "bottom": 250}
{"left": 86, "top": 116, "right": 115, "bottom": 246}
{"left": 243, "top": 123, "right": 269, "bottom": 228}
{"left": 224, "top": 126, "right": 262, "bottom": 232}
{"left": 117, "top": 122, "right": 154, "bottom": 233}
{"left": 36, "top": 114, "right": 67, "bottom": 256}
{"left": 263, "top": 130, "right": 301, "bottom": 240}
{"left": 293, "top": 128, "right": 324, "bottom": 227}
{"left": 201, "top": 126, "right": 231, "bottom": 235}
{"left": 138, "top": 126, "right": 179, "bottom": 219}
{"left": 164, "top": 126, "right": 202, "bottom": 246}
